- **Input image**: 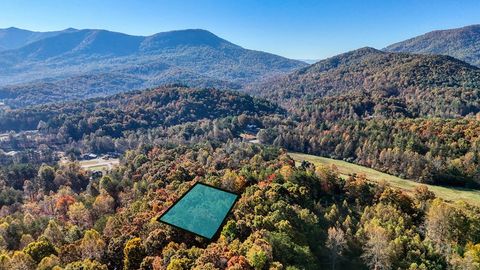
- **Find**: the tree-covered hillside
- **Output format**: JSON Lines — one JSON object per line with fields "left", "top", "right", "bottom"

{"left": 0, "top": 70, "right": 241, "bottom": 109}
{"left": 0, "top": 85, "right": 281, "bottom": 136}
{"left": 0, "top": 28, "right": 306, "bottom": 108}
{"left": 259, "top": 117, "right": 480, "bottom": 187}
{"left": 1, "top": 138, "right": 480, "bottom": 269}
{"left": 385, "top": 24, "right": 480, "bottom": 67}
{"left": 249, "top": 47, "right": 480, "bottom": 118}
{"left": 243, "top": 48, "right": 480, "bottom": 187}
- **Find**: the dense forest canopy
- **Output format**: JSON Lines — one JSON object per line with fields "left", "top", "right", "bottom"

{"left": 0, "top": 69, "right": 240, "bottom": 108}
{"left": 259, "top": 117, "right": 480, "bottom": 187}
{"left": 241, "top": 47, "right": 480, "bottom": 188}
{"left": 248, "top": 47, "right": 480, "bottom": 118}
{"left": 0, "top": 86, "right": 282, "bottom": 135}
{"left": 0, "top": 81, "right": 479, "bottom": 268}
{"left": 385, "top": 24, "right": 480, "bottom": 67}
{"left": 0, "top": 141, "right": 479, "bottom": 269}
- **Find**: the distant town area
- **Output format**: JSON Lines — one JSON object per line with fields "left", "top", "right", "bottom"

{"left": 0, "top": 129, "right": 121, "bottom": 175}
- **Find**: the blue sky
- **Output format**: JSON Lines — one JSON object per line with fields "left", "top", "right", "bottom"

{"left": 0, "top": 0, "right": 479, "bottom": 59}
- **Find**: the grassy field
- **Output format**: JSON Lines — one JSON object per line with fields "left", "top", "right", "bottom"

{"left": 78, "top": 158, "right": 119, "bottom": 172}
{"left": 289, "top": 152, "right": 480, "bottom": 206}
{"left": 85, "top": 165, "right": 110, "bottom": 171}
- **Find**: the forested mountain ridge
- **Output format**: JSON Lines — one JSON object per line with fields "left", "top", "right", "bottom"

{"left": 0, "top": 27, "right": 77, "bottom": 51}
{"left": 241, "top": 47, "right": 480, "bottom": 187}
{"left": 0, "top": 64, "right": 239, "bottom": 108}
{"left": 0, "top": 29, "right": 232, "bottom": 61}
{"left": 0, "top": 85, "right": 281, "bottom": 137}
{"left": 248, "top": 47, "right": 480, "bottom": 118}
{"left": 385, "top": 24, "right": 480, "bottom": 67}
{"left": 0, "top": 27, "right": 306, "bottom": 108}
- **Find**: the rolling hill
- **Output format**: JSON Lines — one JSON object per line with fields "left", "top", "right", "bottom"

{"left": 385, "top": 24, "right": 480, "bottom": 67}
{"left": 249, "top": 47, "right": 480, "bottom": 118}
{"left": 0, "top": 63, "right": 240, "bottom": 108}
{"left": 0, "top": 85, "right": 282, "bottom": 135}
{"left": 0, "top": 27, "right": 306, "bottom": 108}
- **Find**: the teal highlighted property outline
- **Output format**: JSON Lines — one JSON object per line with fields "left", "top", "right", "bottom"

{"left": 158, "top": 182, "right": 239, "bottom": 239}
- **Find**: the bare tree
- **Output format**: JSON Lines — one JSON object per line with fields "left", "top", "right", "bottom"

{"left": 326, "top": 227, "right": 347, "bottom": 270}
{"left": 362, "top": 224, "right": 392, "bottom": 270}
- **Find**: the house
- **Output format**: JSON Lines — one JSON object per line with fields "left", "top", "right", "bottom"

{"left": 82, "top": 153, "right": 98, "bottom": 160}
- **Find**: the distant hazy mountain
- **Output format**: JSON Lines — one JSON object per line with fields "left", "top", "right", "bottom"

{"left": 385, "top": 24, "right": 480, "bottom": 66}
{"left": 249, "top": 47, "right": 480, "bottom": 118}
{"left": 0, "top": 27, "right": 306, "bottom": 108}
{"left": 297, "top": 59, "right": 318, "bottom": 64}
{"left": 0, "top": 27, "right": 77, "bottom": 52}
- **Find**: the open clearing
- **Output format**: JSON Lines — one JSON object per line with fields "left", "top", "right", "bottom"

{"left": 289, "top": 152, "right": 480, "bottom": 207}
{"left": 78, "top": 158, "right": 119, "bottom": 172}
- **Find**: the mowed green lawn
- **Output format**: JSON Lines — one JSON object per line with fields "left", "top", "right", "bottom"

{"left": 289, "top": 152, "right": 480, "bottom": 207}
{"left": 85, "top": 165, "right": 109, "bottom": 171}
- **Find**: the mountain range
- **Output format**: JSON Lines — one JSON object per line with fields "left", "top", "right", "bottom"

{"left": 2, "top": 24, "right": 480, "bottom": 111}
{"left": 385, "top": 24, "right": 480, "bottom": 67}
{"left": 0, "top": 27, "right": 306, "bottom": 108}
{"left": 0, "top": 27, "right": 77, "bottom": 51}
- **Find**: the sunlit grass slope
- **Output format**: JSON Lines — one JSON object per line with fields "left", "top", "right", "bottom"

{"left": 289, "top": 152, "right": 480, "bottom": 206}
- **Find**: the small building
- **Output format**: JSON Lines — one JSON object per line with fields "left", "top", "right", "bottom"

{"left": 5, "top": 151, "right": 18, "bottom": 156}
{"left": 240, "top": 133, "right": 257, "bottom": 141}
{"left": 82, "top": 153, "right": 98, "bottom": 160}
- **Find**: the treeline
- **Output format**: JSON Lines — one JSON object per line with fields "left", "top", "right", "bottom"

{"left": 4, "top": 102, "right": 480, "bottom": 190}
{"left": 289, "top": 89, "right": 480, "bottom": 121}
{"left": 0, "top": 111, "right": 265, "bottom": 166}
{"left": 260, "top": 117, "right": 480, "bottom": 188}
{"left": 0, "top": 141, "right": 478, "bottom": 269}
